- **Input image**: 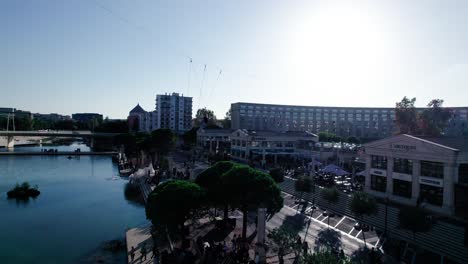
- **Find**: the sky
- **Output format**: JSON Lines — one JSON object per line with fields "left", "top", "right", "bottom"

{"left": 2, "top": 0, "right": 468, "bottom": 119}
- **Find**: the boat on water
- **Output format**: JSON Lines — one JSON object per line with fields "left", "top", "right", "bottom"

{"left": 118, "top": 162, "right": 133, "bottom": 176}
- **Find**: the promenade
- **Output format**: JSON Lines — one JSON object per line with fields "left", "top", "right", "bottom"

{"left": 0, "top": 151, "right": 117, "bottom": 156}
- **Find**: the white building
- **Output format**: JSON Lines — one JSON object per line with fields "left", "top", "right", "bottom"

{"left": 230, "top": 129, "right": 319, "bottom": 167}
{"left": 363, "top": 134, "right": 468, "bottom": 217}
{"left": 156, "top": 93, "right": 192, "bottom": 134}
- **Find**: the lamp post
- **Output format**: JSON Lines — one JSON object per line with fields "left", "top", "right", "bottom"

{"left": 384, "top": 197, "right": 389, "bottom": 236}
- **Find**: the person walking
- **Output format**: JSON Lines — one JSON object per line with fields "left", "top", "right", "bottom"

{"left": 141, "top": 243, "right": 147, "bottom": 261}
{"left": 130, "top": 246, "right": 136, "bottom": 263}
{"left": 302, "top": 241, "right": 309, "bottom": 256}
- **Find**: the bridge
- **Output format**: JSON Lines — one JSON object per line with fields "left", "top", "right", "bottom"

{"left": 0, "top": 130, "right": 120, "bottom": 148}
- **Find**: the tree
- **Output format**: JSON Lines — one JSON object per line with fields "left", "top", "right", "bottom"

{"left": 221, "top": 108, "right": 231, "bottom": 128}
{"left": 349, "top": 192, "right": 378, "bottom": 246}
{"left": 318, "top": 132, "right": 341, "bottom": 142}
{"left": 320, "top": 187, "right": 340, "bottom": 228}
{"left": 301, "top": 250, "right": 351, "bottom": 264}
{"left": 94, "top": 120, "right": 128, "bottom": 133}
{"left": 146, "top": 180, "right": 206, "bottom": 236}
{"left": 398, "top": 206, "right": 431, "bottom": 240}
{"left": 182, "top": 127, "right": 199, "bottom": 146}
{"left": 269, "top": 167, "right": 284, "bottom": 183}
{"left": 268, "top": 227, "right": 301, "bottom": 262}
{"left": 295, "top": 176, "right": 312, "bottom": 211}
{"left": 395, "top": 96, "right": 418, "bottom": 134}
{"left": 195, "top": 161, "right": 236, "bottom": 220}
{"left": 419, "top": 99, "right": 453, "bottom": 136}
{"left": 346, "top": 136, "right": 360, "bottom": 144}
{"left": 150, "top": 129, "right": 175, "bottom": 157}
{"left": 194, "top": 107, "right": 217, "bottom": 127}
{"left": 222, "top": 165, "right": 283, "bottom": 239}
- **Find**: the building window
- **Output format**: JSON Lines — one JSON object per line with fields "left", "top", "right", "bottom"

{"left": 371, "top": 155, "right": 387, "bottom": 170}
{"left": 420, "top": 184, "right": 443, "bottom": 206}
{"left": 459, "top": 164, "right": 468, "bottom": 184}
{"left": 393, "top": 179, "right": 412, "bottom": 198}
{"left": 371, "top": 175, "right": 386, "bottom": 192}
{"left": 393, "top": 158, "right": 413, "bottom": 174}
{"left": 421, "top": 161, "right": 444, "bottom": 178}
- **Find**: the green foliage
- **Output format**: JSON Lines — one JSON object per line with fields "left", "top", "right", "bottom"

{"left": 395, "top": 96, "right": 418, "bottom": 134}
{"left": 321, "top": 187, "right": 339, "bottom": 204}
{"left": 268, "top": 227, "right": 301, "bottom": 257}
{"left": 222, "top": 165, "right": 283, "bottom": 214}
{"left": 346, "top": 136, "right": 360, "bottom": 144}
{"left": 419, "top": 99, "right": 453, "bottom": 136}
{"left": 182, "top": 127, "right": 199, "bottom": 146}
{"left": 398, "top": 206, "right": 431, "bottom": 235}
{"left": 318, "top": 132, "right": 342, "bottom": 143}
{"left": 269, "top": 167, "right": 285, "bottom": 183}
{"left": 295, "top": 176, "right": 312, "bottom": 193}
{"left": 301, "top": 250, "right": 351, "bottom": 264}
{"left": 195, "top": 161, "right": 236, "bottom": 207}
{"left": 194, "top": 107, "right": 217, "bottom": 127}
{"left": 146, "top": 180, "right": 206, "bottom": 233}
{"left": 350, "top": 192, "right": 378, "bottom": 218}
{"left": 150, "top": 129, "right": 175, "bottom": 156}
{"left": 94, "top": 120, "right": 128, "bottom": 133}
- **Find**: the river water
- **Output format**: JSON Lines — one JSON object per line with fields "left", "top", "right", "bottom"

{"left": 0, "top": 143, "right": 146, "bottom": 263}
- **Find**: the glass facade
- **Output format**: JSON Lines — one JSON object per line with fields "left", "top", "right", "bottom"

{"left": 421, "top": 161, "right": 444, "bottom": 178}
{"left": 393, "top": 158, "right": 413, "bottom": 174}
{"left": 371, "top": 155, "right": 387, "bottom": 170}
{"left": 371, "top": 175, "right": 387, "bottom": 192}
{"left": 393, "top": 179, "right": 412, "bottom": 198}
{"left": 420, "top": 184, "right": 443, "bottom": 206}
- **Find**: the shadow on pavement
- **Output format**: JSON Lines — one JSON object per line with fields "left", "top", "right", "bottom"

{"left": 280, "top": 214, "right": 307, "bottom": 236}
{"left": 314, "top": 228, "right": 342, "bottom": 252}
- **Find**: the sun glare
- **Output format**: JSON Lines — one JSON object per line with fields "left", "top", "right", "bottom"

{"left": 289, "top": 4, "right": 391, "bottom": 90}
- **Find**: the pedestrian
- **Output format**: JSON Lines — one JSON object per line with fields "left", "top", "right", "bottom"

{"left": 339, "top": 249, "right": 345, "bottom": 260}
{"left": 302, "top": 241, "right": 309, "bottom": 256}
{"left": 254, "top": 252, "right": 260, "bottom": 264}
{"left": 153, "top": 248, "right": 160, "bottom": 263}
{"left": 141, "top": 243, "right": 147, "bottom": 261}
{"left": 130, "top": 246, "right": 136, "bottom": 262}
{"left": 232, "top": 234, "right": 237, "bottom": 251}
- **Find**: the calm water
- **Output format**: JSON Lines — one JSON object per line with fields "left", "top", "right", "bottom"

{"left": 0, "top": 144, "right": 146, "bottom": 264}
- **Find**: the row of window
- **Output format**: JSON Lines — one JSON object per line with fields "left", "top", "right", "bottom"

{"left": 231, "top": 140, "right": 295, "bottom": 148}
{"left": 371, "top": 156, "right": 445, "bottom": 179}
{"left": 370, "top": 175, "right": 443, "bottom": 206}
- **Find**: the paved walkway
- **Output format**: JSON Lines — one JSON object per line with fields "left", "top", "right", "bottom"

{"left": 125, "top": 223, "right": 158, "bottom": 264}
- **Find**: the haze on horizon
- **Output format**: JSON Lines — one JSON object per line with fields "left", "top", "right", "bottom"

{"left": 2, "top": 0, "right": 468, "bottom": 119}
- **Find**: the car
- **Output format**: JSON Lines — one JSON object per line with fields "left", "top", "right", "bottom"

{"left": 354, "top": 222, "right": 370, "bottom": 232}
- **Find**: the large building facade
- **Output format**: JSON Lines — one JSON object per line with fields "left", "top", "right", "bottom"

{"left": 231, "top": 102, "right": 468, "bottom": 139}
{"left": 363, "top": 134, "right": 468, "bottom": 217}
{"left": 156, "top": 93, "right": 192, "bottom": 134}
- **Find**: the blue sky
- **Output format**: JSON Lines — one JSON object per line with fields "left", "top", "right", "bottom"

{"left": 2, "top": 0, "right": 468, "bottom": 119}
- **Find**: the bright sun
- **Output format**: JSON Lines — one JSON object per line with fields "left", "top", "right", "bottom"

{"left": 288, "top": 3, "right": 391, "bottom": 90}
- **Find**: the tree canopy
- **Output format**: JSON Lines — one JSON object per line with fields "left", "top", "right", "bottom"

{"left": 419, "top": 99, "right": 453, "bottom": 136}
{"left": 395, "top": 97, "right": 453, "bottom": 136}
{"left": 269, "top": 167, "right": 285, "bottom": 183}
{"left": 321, "top": 187, "right": 339, "bottom": 205}
{"left": 149, "top": 129, "right": 175, "bottom": 156}
{"left": 195, "top": 161, "right": 236, "bottom": 210}
{"left": 194, "top": 107, "right": 217, "bottom": 127}
{"left": 295, "top": 176, "right": 312, "bottom": 193}
{"left": 146, "top": 180, "right": 206, "bottom": 234}
{"left": 318, "top": 132, "right": 342, "bottom": 143}
{"left": 349, "top": 192, "right": 378, "bottom": 218}
{"left": 222, "top": 165, "right": 283, "bottom": 238}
